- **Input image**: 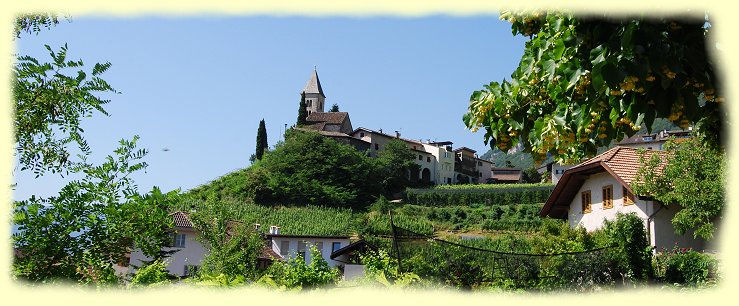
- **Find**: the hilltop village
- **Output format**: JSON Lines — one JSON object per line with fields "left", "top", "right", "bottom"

{"left": 294, "top": 68, "right": 498, "bottom": 185}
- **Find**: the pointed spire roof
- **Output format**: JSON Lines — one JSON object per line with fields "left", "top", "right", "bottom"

{"left": 302, "top": 68, "right": 326, "bottom": 98}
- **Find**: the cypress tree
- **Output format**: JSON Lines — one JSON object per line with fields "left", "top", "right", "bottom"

{"left": 329, "top": 103, "right": 339, "bottom": 112}
{"left": 297, "top": 91, "right": 308, "bottom": 126}
{"left": 255, "top": 119, "right": 267, "bottom": 160}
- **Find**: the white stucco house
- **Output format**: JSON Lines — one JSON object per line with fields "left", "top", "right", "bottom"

{"left": 539, "top": 146, "right": 707, "bottom": 251}
{"left": 266, "top": 230, "right": 352, "bottom": 268}
{"left": 117, "top": 211, "right": 207, "bottom": 277}
{"left": 617, "top": 129, "right": 692, "bottom": 151}
{"left": 352, "top": 127, "right": 459, "bottom": 185}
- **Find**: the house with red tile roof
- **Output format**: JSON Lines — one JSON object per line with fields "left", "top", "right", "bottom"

{"left": 539, "top": 146, "right": 706, "bottom": 251}
{"left": 117, "top": 212, "right": 372, "bottom": 279}
{"left": 117, "top": 211, "right": 207, "bottom": 277}
{"left": 118, "top": 212, "right": 284, "bottom": 277}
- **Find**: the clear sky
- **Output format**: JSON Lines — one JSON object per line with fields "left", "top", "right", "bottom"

{"left": 13, "top": 15, "right": 528, "bottom": 201}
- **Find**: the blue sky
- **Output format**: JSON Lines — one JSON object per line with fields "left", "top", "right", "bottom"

{"left": 12, "top": 15, "right": 528, "bottom": 201}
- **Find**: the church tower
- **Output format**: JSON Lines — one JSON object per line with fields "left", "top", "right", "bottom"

{"left": 302, "top": 68, "right": 325, "bottom": 114}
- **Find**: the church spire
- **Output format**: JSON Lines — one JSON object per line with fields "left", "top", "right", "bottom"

{"left": 302, "top": 68, "right": 326, "bottom": 114}
{"left": 302, "top": 67, "right": 325, "bottom": 98}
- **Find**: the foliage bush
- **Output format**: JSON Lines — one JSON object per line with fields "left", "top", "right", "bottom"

{"left": 653, "top": 246, "right": 717, "bottom": 285}
{"left": 189, "top": 199, "right": 266, "bottom": 280}
{"left": 597, "top": 213, "right": 653, "bottom": 282}
{"left": 259, "top": 245, "right": 340, "bottom": 289}
{"left": 130, "top": 259, "right": 170, "bottom": 287}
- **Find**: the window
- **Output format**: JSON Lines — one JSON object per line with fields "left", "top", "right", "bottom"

{"left": 184, "top": 265, "right": 199, "bottom": 277}
{"left": 603, "top": 185, "right": 613, "bottom": 209}
{"left": 118, "top": 255, "right": 131, "bottom": 267}
{"left": 314, "top": 242, "right": 324, "bottom": 254}
{"left": 581, "top": 190, "right": 592, "bottom": 213}
{"left": 280, "top": 241, "right": 290, "bottom": 256}
{"left": 419, "top": 155, "right": 423, "bottom": 161}
{"left": 360, "top": 132, "right": 365, "bottom": 138}
{"left": 307, "top": 100, "right": 312, "bottom": 107}
{"left": 171, "top": 233, "right": 186, "bottom": 248}
{"left": 332, "top": 242, "right": 342, "bottom": 252}
{"left": 478, "top": 161, "right": 482, "bottom": 166}
{"left": 623, "top": 186, "right": 635, "bottom": 206}
{"left": 375, "top": 143, "right": 379, "bottom": 150}
{"left": 427, "top": 157, "right": 431, "bottom": 162}
{"left": 297, "top": 241, "right": 307, "bottom": 259}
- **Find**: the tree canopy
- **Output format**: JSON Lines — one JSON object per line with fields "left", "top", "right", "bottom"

{"left": 632, "top": 137, "right": 725, "bottom": 240}
{"left": 12, "top": 14, "right": 175, "bottom": 283}
{"left": 257, "top": 129, "right": 381, "bottom": 209}
{"left": 14, "top": 31, "right": 117, "bottom": 177}
{"left": 375, "top": 139, "right": 418, "bottom": 196}
{"left": 13, "top": 137, "right": 178, "bottom": 282}
{"left": 464, "top": 11, "right": 723, "bottom": 164}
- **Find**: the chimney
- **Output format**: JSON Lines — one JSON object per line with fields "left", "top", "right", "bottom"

{"left": 275, "top": 226, "right": 280, "bottom": 235}
{"left": 395, "top": 131, "right": 400, "bottom": 138}
{"left": 254, "top": 223, "right": 261, "bottom": 231}
{"left": 269, "top": 225, "right": 276, "bottom": 235}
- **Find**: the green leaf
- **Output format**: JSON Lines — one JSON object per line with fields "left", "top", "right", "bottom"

{"left": 553, "top": 39, "right": 565, "bottom": 60}
{"left": 542, "top": 59, "right": 556, "bottom": 81}
{"left": 592, "top": 65, "right": 605, "bottom": 92}
{"left": 601, "top": 62, "right": 624, "bottom": 89}
{"left": 566, "top": 67, "right": 584, "bottom": 91}
{"left": 590, "top": 44, "right": 607, "bottom": 65}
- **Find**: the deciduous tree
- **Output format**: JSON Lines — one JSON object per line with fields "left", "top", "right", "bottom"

{"left": 189, "top": 199, "right": 264, "bottom": 280}
{"left": 258, "top": 130, "right": 381, "bottom": 209}
{"left": 12, "top": 14, "right": 175, "bottom": 284}
{"left": 14, "top": 20, "right": 117, "bottom": 176}
{"left": 12, "top": 137, "right": 178, "bottom": 283}
{"left": 376, "top": 139, "right": 418, "bottom": 196}
{"left": 632, "top": 137, "right": 725, "bottom": 240}
{"left": 464, "top": 11, "right": 723, "bottom": 164}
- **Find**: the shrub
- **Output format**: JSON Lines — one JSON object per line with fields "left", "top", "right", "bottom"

{"left": 260, "top": 245, "right": 339, "bottom": 289}
{"left": 654, "top": 246, "right": 717, "bottom": 285}
{"left": 360, "top": 249, "right": 399, "bottom": 280}
{"left": 598, "top": 213, "right": 653, "bottom": 282}
{"left": 130, "top": 259, "right": 170, "bottom": 286}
